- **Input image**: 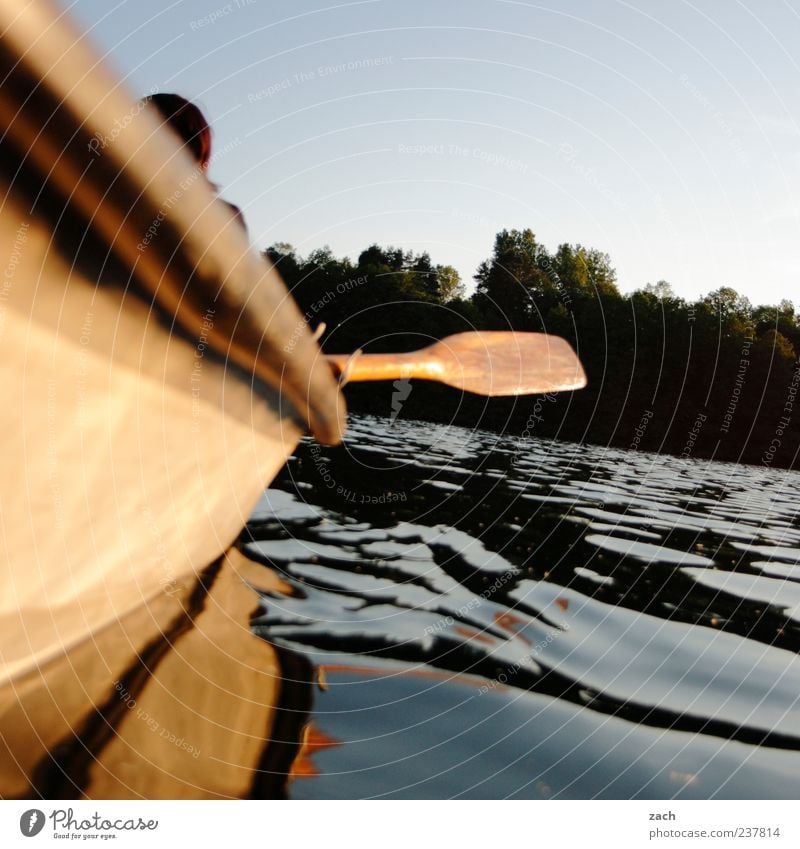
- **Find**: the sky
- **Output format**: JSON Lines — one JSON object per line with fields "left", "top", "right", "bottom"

{"left": 66, "top": 0, "right": 800, "bottom": 304}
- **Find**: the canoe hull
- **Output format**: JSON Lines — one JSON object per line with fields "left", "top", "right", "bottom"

{"left": 0, "top": 190, "right": 302, "bottom": 686}
{"left": 0, "top": 194, "right": 309, "bottom": 798}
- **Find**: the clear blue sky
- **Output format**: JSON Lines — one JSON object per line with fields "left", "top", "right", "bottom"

{"left": 67, "top": 0, "right": 800, "bottom": 304}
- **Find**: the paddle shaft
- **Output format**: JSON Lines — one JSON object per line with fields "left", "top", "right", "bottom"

{"left": 326, "top": 351, "right": 444, "bottom": 383}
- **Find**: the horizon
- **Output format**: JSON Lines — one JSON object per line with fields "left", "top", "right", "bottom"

{"left": 68, "top": 0, "right": 800, "bottom": 306}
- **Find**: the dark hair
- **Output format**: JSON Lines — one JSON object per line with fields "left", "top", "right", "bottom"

{"left": 147, "top": 93, "right": 212, "bottom": 169}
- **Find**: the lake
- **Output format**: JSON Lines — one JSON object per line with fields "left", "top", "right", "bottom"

{"left": 241, "top": 414, "right": 800, "bottom": 799}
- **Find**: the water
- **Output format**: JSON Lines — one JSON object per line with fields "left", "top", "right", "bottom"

{"left": 240, "top": 415, "right": 800, "bottom": 799}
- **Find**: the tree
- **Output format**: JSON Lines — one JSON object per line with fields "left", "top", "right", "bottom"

{"left": 436, "top": 265, "right": 465, "bottom": 302}
{"left": 406, "top": 252, "right": 438, "bottom": 300}
{"left": 753, "top": 300, "right": 799, "bottom": 350}
{"left": 700, "top": 286, "right": 754, "bottom": 340}
{"left": 305, "top": 246, "right": 335, "bottom": 268}
{"left": 474, "top": 229, "right": 552, "bottom": 328}
{"left": 264, "top": 242, "right": 301, "bottom": 289}
{"left": 575, "top": 246, "right": 619, "bottom": 296}
{"left": 702, "top": 286, "right": 752, "bottom": 320}
{"left": 754, "top": 328, "right": 796, "bottom": 361}
{"left": 642, "top": 280, "right": 677, "bottom": 301}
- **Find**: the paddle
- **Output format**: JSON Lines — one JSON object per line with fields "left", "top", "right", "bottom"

{"left": 326, "top": 331, "right": 587, "bottom": 396}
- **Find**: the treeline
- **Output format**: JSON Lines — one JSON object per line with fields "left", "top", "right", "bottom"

{"left": 267, "top": 230, "right": 800, "bottom": 470}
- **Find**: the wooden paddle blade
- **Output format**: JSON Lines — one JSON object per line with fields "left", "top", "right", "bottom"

{"left": 326, "top": 331, "right": 587, "bottom": 396}
{"left": 429, "top": 331, "right": 586, "bottom": 396}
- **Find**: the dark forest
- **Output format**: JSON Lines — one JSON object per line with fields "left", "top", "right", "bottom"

{"left": 268, "top": 229, "right": 800, "bottom": 470}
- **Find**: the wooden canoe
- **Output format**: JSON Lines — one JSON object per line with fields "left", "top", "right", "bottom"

{"left": 0, "top": 0, "right": 342, "bottom": 797}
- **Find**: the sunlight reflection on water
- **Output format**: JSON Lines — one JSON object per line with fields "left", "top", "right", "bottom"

{"left": 242, "top": 414, "right": 800, "bottom": 799}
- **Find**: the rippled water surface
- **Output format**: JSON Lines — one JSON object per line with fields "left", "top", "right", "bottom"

{"left": 240, "top": 415, "right": 800, "bottom": 799}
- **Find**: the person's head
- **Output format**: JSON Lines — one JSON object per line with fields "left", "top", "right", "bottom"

{"left": 146, "top": 93, "right": 212, "bottom": 170}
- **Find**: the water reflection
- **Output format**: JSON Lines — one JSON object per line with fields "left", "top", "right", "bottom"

{"left": 243, "top": 414, "right": 800, "bottom": 798}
